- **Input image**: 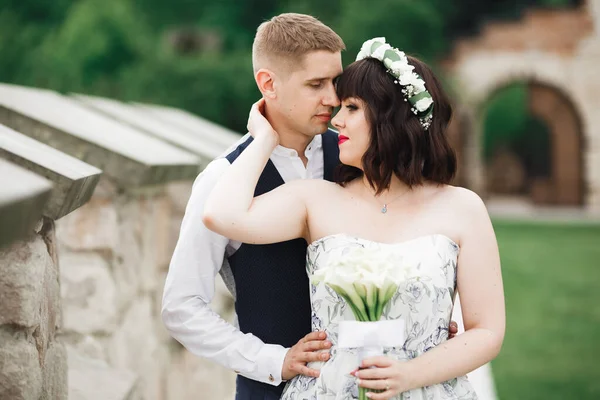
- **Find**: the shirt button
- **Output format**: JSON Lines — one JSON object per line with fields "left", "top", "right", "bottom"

{"left": 269, "top": 374, "right": 275, "bottom": 382}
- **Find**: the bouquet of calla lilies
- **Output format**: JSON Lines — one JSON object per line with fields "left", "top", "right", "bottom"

{"left": 311, "top": 246, "right": 414, "bottom": 400}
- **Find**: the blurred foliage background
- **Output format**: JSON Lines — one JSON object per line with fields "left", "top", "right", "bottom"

{"left": 0, "top": 0, "right": 580, "bottom": 133}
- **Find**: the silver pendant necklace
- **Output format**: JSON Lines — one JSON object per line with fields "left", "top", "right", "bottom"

{"left": 364, "top": 184, "right": 411, "bottom": 214}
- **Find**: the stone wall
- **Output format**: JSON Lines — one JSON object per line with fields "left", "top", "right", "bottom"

{"left": 0, "top": 84, "right": 240, "bottom": 400}
{"left": 56, "top": 178, "right": 236, "bottom": 400}
{"left": 0, "top": 219, "right": 66, "bottom": 400}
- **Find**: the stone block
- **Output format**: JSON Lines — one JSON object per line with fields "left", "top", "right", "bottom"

{"left": 0, "top": 124, "right": 101, "bottom": 220}
{"left": 67, "top": 346, "right": 137, "bottom": 400}
{"left": 0, "top": 328, "right": 43, "bottom": 400}
{"left": 0, "top": 235, "right": 50, "bottom": 328}
{"left": 133, "top": 102, "right": 241, "bottom": 150}
{"left": 165, "top": 181, "right": 193, "bottom": 215}
{"left": 108, "top": 297, "right": 161, "bottom": 399}
{"left": 0, "top": 83, "right": 200, "bottom": 187}
{"left": 41, "top": 341, "right": 68, "bottom": 400}
{"left": 62, "top": 334, "right": 108, "bottom": 363}
{"left": 0, "top": 159, "right": 51, "bottom": 249}
{"left": 107, "top": 297, "right": 158, "bottom": 373}
{"left": 138, "top": 195, "right": 172, "bottom": 291}
{"left": 112, "top": 200, "right": 143, "bottom": 311}
{"left": 60, "top": 252, "right": 118, "bottom": 334}
{"left": 56, "top": 196, "right": 119, "bottom": 253}
{"left": 74, "top": 94, "right": 224, "bottom": 164}
{"left": 33, "top": 228, "right": 62, "bottom": 364}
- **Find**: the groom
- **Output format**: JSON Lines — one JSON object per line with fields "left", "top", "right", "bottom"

{"left": 162, "top": 13, "right": 458, "bottom": 400}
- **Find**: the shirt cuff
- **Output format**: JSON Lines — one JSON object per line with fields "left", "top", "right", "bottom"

{"left": 252, "top": 344, "right": 289, "bottom": 386}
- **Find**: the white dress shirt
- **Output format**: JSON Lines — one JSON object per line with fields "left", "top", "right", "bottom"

{"left": 161, "top": 134, "right": 324, "bottom": 386}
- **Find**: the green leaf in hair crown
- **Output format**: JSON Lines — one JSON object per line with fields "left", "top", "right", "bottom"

{"left": 356, "top": 37, "right": 434, "bottom": 129}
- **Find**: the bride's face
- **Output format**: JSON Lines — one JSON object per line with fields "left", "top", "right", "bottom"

{"left": 331, "top": 97, "right": 371, "bottom": 168}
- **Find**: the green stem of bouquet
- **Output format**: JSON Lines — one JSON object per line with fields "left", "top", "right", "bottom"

{"left": 359, "top": 388, "right": 368, "bottom": 400}
{"left": 325, "top": 282, "right": 401, "bottom": 400}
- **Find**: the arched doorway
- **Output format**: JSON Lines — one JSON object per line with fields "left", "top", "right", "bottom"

{"left": 479, "top": 81, "right": 584, "bottom": 206}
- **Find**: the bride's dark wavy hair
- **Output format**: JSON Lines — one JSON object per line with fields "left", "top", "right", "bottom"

{"left": 334, "top": 56, "right": 456, "bottom": 194}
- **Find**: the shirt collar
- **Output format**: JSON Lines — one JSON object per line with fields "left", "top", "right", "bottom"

{"left": 271, "top": 134, "right": 323, "bottom": 158}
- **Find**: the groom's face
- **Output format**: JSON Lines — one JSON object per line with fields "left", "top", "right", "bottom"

{"left": 275, "top": 50, "right": 342, "bottom": 137}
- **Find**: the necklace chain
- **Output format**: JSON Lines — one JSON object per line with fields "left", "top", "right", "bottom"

{"left": 363, "top": 183, "right": 410, "bottom": 214}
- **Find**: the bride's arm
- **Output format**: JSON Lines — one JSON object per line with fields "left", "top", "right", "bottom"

{"left": 356, "top": 189, "right": 505, "bottom": 398}
{"left": 203, "top": 100, "right": 310, "bottom": 244}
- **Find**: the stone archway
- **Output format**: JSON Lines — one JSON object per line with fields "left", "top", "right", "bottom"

{"left": 475, "top": 81, "right": 585, "bottom": 206}
{"left": 526, "top": 82, "right": 584, "bottom": 205}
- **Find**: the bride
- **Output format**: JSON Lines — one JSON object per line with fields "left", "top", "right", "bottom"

{"left": 203, "top": 38, "right": 505, "bottom": 400}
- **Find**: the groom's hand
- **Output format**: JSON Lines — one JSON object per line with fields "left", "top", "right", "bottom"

{"left": 448, "top": 321, "right": 458, "bottom": 339}
{"left": 281, "top": 331, "right": 331, "bottom": 380}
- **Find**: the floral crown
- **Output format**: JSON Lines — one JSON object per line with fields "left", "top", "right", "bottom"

{"left": 356, "top": 37, "right": 433, "bottom": 129}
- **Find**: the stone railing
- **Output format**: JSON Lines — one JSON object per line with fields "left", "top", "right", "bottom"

{"left": 0, "top": 83, "right": 240, "bottom": 400}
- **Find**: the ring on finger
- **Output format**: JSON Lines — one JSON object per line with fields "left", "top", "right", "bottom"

{"left": 385, "top": 379, "right": 390, "bottom": 391}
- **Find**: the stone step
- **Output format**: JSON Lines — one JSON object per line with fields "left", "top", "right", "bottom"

{"left": 74, "top": 94, "right": 225, "bottom": 166}
{"left": 0, "top": 124, "right": 102, "bottom": 220}
{"left": 0, "top": 83, "right": 200, "bottom": 187}
{"left": 133, "top": 102, "right": 241, "bottom": 151}
{"left": 0, "top": 159, "right": 52, "bottom": 248}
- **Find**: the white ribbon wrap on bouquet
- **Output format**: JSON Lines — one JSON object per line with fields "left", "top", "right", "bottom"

{"left": 338, "top": 319, "right": 406, "bottom": 363}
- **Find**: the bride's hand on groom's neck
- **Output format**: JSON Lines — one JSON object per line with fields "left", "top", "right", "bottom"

{"left": 281, "top": 331, "right": 331, "bottom": 380}
{"left": 247, "top": 98, "right": 279, "bottom": 146}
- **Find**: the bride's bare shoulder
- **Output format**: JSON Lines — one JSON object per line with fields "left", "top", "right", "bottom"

{"left": 440, "top": 185, "right": 489, "bottom": 218}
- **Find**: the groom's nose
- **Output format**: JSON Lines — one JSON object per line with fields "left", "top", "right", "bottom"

{"left": 322, "top": 84, "right": 340, "bottom": 108}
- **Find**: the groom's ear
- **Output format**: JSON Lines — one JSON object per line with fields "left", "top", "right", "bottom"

{"left": 255, "top": 69, "right": 277, "bottom": 99}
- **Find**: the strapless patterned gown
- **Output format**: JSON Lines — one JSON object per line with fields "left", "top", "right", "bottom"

{"left": 281, "top": 233, "right": 478, "bottom": 400}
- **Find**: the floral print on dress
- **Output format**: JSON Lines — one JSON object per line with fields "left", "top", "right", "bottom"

{"left": 281, "top": 234, "right": 478, "bottom": 400}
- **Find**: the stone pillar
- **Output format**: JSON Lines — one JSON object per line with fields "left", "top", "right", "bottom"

{"left": 0, "top": 159, "right": 53, "bottom": 400}
{"left": 0, "top": 122, "right": 101, "bottom": 400}
{"left": 0, "top": 219, "right": 66, "bottom": 400}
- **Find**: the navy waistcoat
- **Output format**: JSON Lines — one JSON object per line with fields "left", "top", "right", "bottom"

{"left": 225, "top": 129, "right": 339, "bottom": 398}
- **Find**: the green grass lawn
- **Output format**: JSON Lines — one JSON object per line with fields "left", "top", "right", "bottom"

{"left": 491, "top": 220, "right": 600, "bottom": 399}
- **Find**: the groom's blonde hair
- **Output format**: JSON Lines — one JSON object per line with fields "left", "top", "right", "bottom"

{"left": 252, "top": 13, "right": 345, "bottom": 75}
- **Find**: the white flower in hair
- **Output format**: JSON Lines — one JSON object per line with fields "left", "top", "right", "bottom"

{"left": 356, "top": 37, "right": 386, "bottom": 60}
{"left": 411, "top": 78, "right": 426, "bottom": 94}
{"left": 399, "top": 73, "right": 426, "bottom": 94}
{"left": 371, "top": 43, "right": 392, "bottom": 60}
{"left": 415, "top": 97, "right": 434, "bottom": 112}
{"left": 398, "top": 72, "right": 416, "bottom": 86}
{"left": 390, "top": 60, "right": 414, "bottom": 75}
{"left": 355, "top": 37, "right": 434, "bottom": 129}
